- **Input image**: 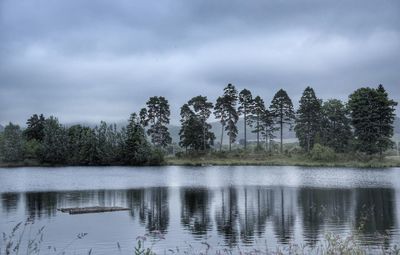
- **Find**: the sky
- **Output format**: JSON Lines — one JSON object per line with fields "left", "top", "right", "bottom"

{"left": 0, "top": 0, "right": 399, "bottom": 126}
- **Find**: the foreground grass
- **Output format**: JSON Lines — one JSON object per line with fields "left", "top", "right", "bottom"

{"left": 2, "top": 220, "right": 400, "bottom": 255}
{"left": 166, "top": 154, "right": 400, "bottom": 168}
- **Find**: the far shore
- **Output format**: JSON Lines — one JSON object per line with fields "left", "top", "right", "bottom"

{"left": 1, "top": 155, "right": 400, "bottom": 168}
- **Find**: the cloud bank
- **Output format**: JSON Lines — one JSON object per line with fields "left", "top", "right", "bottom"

{"left": 1, "top": 0, "right": 399, "bottom": 125}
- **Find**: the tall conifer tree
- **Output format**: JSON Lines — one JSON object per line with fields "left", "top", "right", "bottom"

{"left": 214, "top": 84, "right": 238, "bottom": 151}
{"left": 294, "top": 87, "right": 322, "bottom": 152}
{"left": 269, "top": 89, "right": 295, "bottom": 153}
{"left": 238, "top": 89, "right": 253, "bottom": 149}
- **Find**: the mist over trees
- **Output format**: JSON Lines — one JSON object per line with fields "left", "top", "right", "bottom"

{"left": 0, "top": 84, "right": 398, "bottom": 165}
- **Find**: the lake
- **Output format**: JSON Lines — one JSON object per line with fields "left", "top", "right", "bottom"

{"left": 1, "top": 166, "right": 400, "bottom": 254}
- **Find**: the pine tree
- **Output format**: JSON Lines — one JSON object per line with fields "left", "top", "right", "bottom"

{"left": 249, "top": 96, "right": 265, "bottom": 148}
{"left": 260, "top": 108, "right": 276, "bottom": 151}
{"left": 124, "top": 113, "right": 151, "bottom": 165}
{"left": 269, "top": 89, "right": 295, "bottom": 153}
{"left": 294, "top": 87, "right": 322, "bottom": 152}
{"left": 0, "top": 123, "right": 24, "bottom": 162}
{"left": 320, "top": 99, "right": 352, "bottom": 152}
{"left": 214, "top": 84, "right": 239, "bottom": 151}
{"left": 348, "top": 85, "right": 397, "bottom": 155}
{"left": 238, "top": 89, "right": 253, "bottom": 149}
{"left": 143, "top": 96, "right": 172, "bottom": 148}
{"left": 24, "top": 114, "right": 46, "bottom": 141}
{"left": 39, "top": 117, "right": 68, "bottom": 164}
{"left": 179, "top": 104, "right": 204, "bottom": 152}
{"left": 376, "top": 85, "right": 397, "bottom": 155}
{"left": 214, "top": 96, "right": 227, "bottom": 151}
{"left": 188, "top": 95, "right": 214, "bottom": 151}
{"left": 67, "top": 125, "right": 98, "bottom": 165}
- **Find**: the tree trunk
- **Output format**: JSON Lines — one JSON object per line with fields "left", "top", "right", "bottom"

{"left": 229, "top": 113, "right": 232, "bottom": 151}
{"left": 257, "top": 115, "right": 260, "bottom": 148}
{"left": 220, "top": 123, "right": 224, "bottom": 151}
{"left": 265, "top": 135, "right": 268, "bottom": 150}
{"left": 280, "top": 105, "right": 283, "bottom": 154}
{"left": 280, "top": 117, "right": 283, "bottom": 154}
{"left": 203, "top": 122, "right": 206, "bottom": 151}
{"left": 244, "top": 112, "right": 247, "bottom": 149}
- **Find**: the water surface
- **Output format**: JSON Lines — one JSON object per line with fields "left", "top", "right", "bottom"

{"left": 1, "top": 166, "right": 399, "bottom": 254}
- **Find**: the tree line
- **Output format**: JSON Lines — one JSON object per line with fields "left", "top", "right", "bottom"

{"left": 179, "top": 84, "right": 397, "bottom": 156}
{"left": 0, "top": 84, "right": 397, "bottom": 165}
{"left": 0, "top": 96, "right": 172, "bottom": 165}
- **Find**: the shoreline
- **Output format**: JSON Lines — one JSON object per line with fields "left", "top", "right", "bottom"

{"left": 1, "top": 156, "right": 400, "bottom": 168}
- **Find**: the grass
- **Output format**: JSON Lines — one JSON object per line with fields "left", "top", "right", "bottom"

{"left": 2, "top": 220, "right": 400, "bottom": 255}
{"left": 166, "top": 153, "right": 400, "bottom": 168}
{"left": 2, "top": 150, "right": 400, "bottom": 169}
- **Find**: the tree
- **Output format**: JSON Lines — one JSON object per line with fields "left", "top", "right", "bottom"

{"left": 142, "top": 96, "right": 172, "bottom": 148}
{"left": 39, "top": 117, "right": 68, "bottom": 164}
{"left": 213, "top": 84, "right": 239, "bottom": 151}
{"left": 238, "top": 89, "right": 253, "bottom": 149}
{"left": 124, "top": 113, "right": 152, "bottom": 165}
{"left": 0, "top": 123, "right": 24, "bottom": 162}
{"left": 376, "top": 85, "right": 397, "bottom": 155}
{"left": 188, "top": 95, "right": 214, "bottom": 151}
{"left": 294, "top": 87, "right": 322, "bottom": 152}
{"left": 249, "top": 96, "right": 265, "bottom": 148}
{"left": 179, "top": 104, "right": 203, "bottom": 152}
{"left": 269, "top": 89, "right": 295, "bottom": 153}
{"left": 348, "top": 85, "right": 397, "bottom": 155}
{"left": 260, "top": 108, "right": 276, "bottom": 151}
{"left": 67, "top": 125, "right": 98, "bottom": 165}
{"left": 320, "top": 99, "right": 352, "bottom": 152}
{"left": 179, "top": 100, "right": 215, "bottom": 152}
{"left": 24, "top": 114, "right": 46, "bottom": 141}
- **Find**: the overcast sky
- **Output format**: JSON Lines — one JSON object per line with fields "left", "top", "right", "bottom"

{"left": 0, "top": 0, "right": 399, "bottom": 126}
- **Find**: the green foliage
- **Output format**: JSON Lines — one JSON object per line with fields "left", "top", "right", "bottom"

{"left": 213, "top": 84, "right": 239, "bottom": 151}
{"left": 23, "top": 114, "right": 46, "bottom": 141}
{"left": 269, "top": 89, "right": 295, "bottom": 153}
{"left": 39, "top": 117, "right": 68, "bottom": 164}
{"left": 142, "top": 96, "right": 172, "bottom": 148}
{"left": 320, "top": 99, "right": 352, "bottom": 152}
{"left": 0, "top": 123, "right": 24, "bottom": 162}
{"left": 249, "top": 96, "right": 265, "bottom": 147}
{"left": 348, "top": 85, "right": 397, "bottom": 155}
{"left": 309, "top": 143, "right": 336, "bottom": 161}
{"left": 294, "top": 86, "right": 322, "bottom": 152}
{"left": 179, "top": 96, "right": 215, "bottom": 152}
{"left": 24, "top": 139, "right": 41, "bottom": 160}
{"left": 67, "top": 124, "right": 98, "bottom": 165}
{"left": 123, "top": 113, "right": 153, "bottom": 165}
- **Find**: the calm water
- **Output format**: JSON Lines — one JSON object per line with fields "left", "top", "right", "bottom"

{"left": 0, "top": 166, "right": 400, "bottom": 254}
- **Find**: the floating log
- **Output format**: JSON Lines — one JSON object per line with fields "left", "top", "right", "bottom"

{"left": 58, "top": 206, "right": 130, "bottom": 214}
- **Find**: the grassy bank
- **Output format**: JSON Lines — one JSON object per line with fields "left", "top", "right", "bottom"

{"left": 2, "top": 155, "right": 400, "bottom": 168}
{"left": 166, "top": 153, "right": 400, "bottom": 168}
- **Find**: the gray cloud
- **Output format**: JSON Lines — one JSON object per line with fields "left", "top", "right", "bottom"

{"left": 0, "top": 0, "right": 399, "bottom": 125}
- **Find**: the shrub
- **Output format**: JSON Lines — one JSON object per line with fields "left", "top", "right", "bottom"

{"left": 310, "top": 144, "right": 336, "bottom": 161}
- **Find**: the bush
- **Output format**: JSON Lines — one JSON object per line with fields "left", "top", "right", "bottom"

{"left": 148, "top": 148, "right": 164, "bottom": 165}
{"left": 310, "top": 144, "right": 336, "bottom": 161}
